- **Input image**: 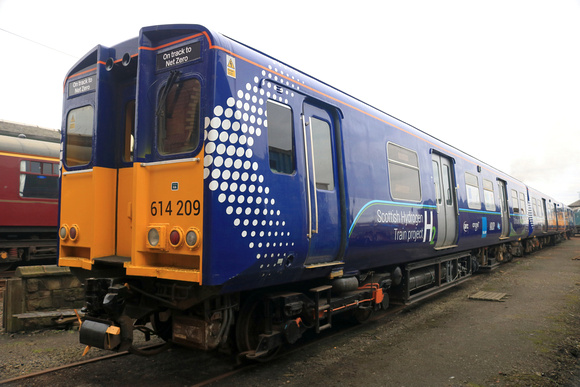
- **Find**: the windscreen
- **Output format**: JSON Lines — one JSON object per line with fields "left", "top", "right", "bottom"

{"left": 157, "top": 76, "right": 201, "bottom": 155}
{"left": 66, "top": 105, "right": 94, "bottom": 166}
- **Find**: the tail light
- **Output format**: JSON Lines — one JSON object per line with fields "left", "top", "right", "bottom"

{"left": 70, "top": 224, "right": 79, "bottom": 241}
{"left": 169, "top": 227, "right": 183, "bottom": 248}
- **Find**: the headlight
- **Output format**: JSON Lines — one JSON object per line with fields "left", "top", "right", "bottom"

{"left": 185, "top": 228, "right": 200, "bottom": 249}
{"left": 148, "top": 228, "right": 160, "bottom": 247}
{"left": 59, "top": 225, "right": 68, "bottom": 240}
{"left": 146, "top": 225, "right": 168, "bottom": 250}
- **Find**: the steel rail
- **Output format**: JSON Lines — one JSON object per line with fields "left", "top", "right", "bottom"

{"left": 0, "top": 343, "right": 165, "bottom": 384}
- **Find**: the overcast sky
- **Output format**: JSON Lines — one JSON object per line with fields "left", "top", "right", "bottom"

{"left": 1, "top": 0, "right": 579, "bottom": 204}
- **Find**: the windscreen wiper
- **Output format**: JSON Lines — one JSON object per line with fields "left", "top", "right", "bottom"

{"left": 156, "top": 70, "right": 180, "bottom": 118}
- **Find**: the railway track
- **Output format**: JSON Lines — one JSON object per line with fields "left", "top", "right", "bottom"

{"left": 0, "top": 304, "right": 408, "bottom": 386}
{"left": 2, "top": 242, "right": 577, "bottom": 385}
{"left": 0, "top": 343, "right": 166, "bottom": 385}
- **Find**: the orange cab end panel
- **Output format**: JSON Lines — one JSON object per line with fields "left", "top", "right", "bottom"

{"left": 59, "top": 167, "right": 117, "bottom": 267}
{"left": 126, "top": 158, "right": 204, "bottom": 283}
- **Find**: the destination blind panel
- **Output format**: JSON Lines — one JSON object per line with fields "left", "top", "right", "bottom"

{"left": 68, "top": 75, "right": 96, "bottom": 97}
{"left": 156, "top": 41, "right": 201, "bottom": 71}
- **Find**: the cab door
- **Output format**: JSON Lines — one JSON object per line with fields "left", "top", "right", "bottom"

{"left": 115, "top": 85, "right": 136, "bottom": 258}
{"left": 302, "top": 102, "right": 343, "bottom": 265}
{"left": 431, "top": 153, "right": 457, "bottom": 248}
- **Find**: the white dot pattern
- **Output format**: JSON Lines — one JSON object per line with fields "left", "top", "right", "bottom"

{"left": 204, "top": 64, "right": 303, "bottom": 265}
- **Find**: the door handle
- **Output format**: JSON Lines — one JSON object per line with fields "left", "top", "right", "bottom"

{"left": 302, "top": 114, "right": 318, "bottom": 238}
{"left": 302, "top": 115, "right": 313, "bottom": 238}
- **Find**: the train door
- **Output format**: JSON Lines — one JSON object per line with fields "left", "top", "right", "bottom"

{"left": 542, "top": 198, "right": 549, "bottom": 232}
{"left": 431, "top": 153, "right": 457, "bottom": 248}
{"left": 302, "top": 102, "right": 343, "bottom": 265}
{"left": 115, "top": 84, "right": 136, "bottom": 258}
{"left": 497, "top": 180, "right": 510, "bottom": 238}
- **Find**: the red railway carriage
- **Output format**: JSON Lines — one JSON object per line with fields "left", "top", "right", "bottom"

{"left": 0, "top": 134, "right": 60, "bottom": 269}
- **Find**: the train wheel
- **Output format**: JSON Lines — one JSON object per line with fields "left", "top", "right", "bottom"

{"left": 235, "top": 296, "right": 281, "bottom": 361}
{"left": 129, "top": 312, "right": 173, "bottom": 356}
{"left": 150, "top": 309, "right": 172, "bottom": 341}
{"left": 0, "top": 262, "right": 14, "bottom": 272}
{"left": 353, "top": 306, "right": 374, "bottom": 324}
{"left": 380, "top": 292, "right": 390, "bottom": 310}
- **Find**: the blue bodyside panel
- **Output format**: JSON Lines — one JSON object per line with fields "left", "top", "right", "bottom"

{"left": 194, "top": 29, "right": 546, "bottom": 291}
{"left": 201, "top": 42, "right": 311, "bottom": 287}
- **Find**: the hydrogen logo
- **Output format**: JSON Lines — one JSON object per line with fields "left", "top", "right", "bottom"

{"left": 423, "top": 210, "right": 434, "bottom": 243}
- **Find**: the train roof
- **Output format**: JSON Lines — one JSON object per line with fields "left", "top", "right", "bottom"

{"left": 0, "top": 134, "right": 60, "bottom": 159}
{"left": 0, "top": 120, "right": 60, "bottom": 143}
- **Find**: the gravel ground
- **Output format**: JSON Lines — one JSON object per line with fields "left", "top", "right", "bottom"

{"left": 1, "top": 237, "right": 579, "bottom": 386}
{"left": 0, "top": 286, "right": 159, "bottom": 380}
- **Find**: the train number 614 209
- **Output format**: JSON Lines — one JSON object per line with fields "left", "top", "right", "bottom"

{"left": 150, "top": 200, "right": 200, "bottom": 216}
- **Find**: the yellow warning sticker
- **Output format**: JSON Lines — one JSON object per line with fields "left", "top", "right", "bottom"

{"left": 227, "top": 55, "right": 236, "bottom": 78}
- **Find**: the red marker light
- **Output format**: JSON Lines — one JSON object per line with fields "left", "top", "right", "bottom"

{"left": 170, "top": 230, "right": 180, "bottom": 246}
{"left": 70, "top": 226, "right": 77, "bottom": 240}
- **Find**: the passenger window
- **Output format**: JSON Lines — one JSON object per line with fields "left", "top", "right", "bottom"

{"left": 483, "top": 179, "right": 495, "bottom": 211}
{"left": 66, "top": 105, "right": 94, "bottom": 166}
{"left": 19, "top": 161, "right": 58, "bottom": 199}
{"left": 267, "top": 100, "right": 295, "bottom": 174}
{"left": 387, "top": 143, "right": 421, "bottom": 202}
{"left": 519, "top": 193, "right": 526, "bottom": 215}
{"left": 310, "top": 117, "right": 335, "bottom": 190}
{"left": 157, "top": 77, "right": 201, "bottom": 155}
{"left": 532, "top": 198, "right": 537, "bottom": 216}
{"left": 511, "top": 190, "right": 519, "bottom": 213}
{"left": 465, "top": 172, "right": 480, "bottom": 209}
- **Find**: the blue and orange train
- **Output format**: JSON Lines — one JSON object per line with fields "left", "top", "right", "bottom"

{"left": 58, "top": 24, "right": 573, "bottom": 357}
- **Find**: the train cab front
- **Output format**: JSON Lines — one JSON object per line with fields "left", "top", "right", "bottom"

{"left": 122, "top": 25, "right": 209, "bottom": 283}
{"left": 59, "top": 39, "right": 139, "bottom": 274}
{"left": 59, "top": 26, "right": 213, "bottom": 352}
